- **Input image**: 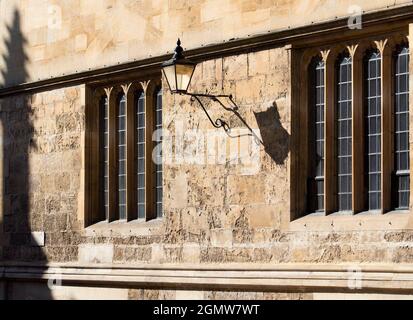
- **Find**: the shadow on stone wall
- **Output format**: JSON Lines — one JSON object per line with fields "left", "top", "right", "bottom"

{"left": 254, "top": 102, "right": 290, "bottom": 165}
{"left": 0, "top": 9, "right": 51, "bottom": 300}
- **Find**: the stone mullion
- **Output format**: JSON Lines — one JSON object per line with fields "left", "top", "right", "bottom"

{"left": 322, "top": 49, "right": 336, "bottom": 214}
{"left": 349, "top": 44, "right": 365, "bottom": 213}
{"left": 376, "top": 39, "right": 392, "bottom": 214}
{"left": 104, "top": 87, "right": 118, "bottom": 222}
{"left": 294, "top": 49, "right": 310, "bottom": 218}
{"left": 86, "top": 88, "right": 105, "bottom": 226}
{"left": 121, "top": 83, "right": 136, "bottom": 222}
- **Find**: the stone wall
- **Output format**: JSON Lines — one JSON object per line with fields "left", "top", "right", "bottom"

{"left": 1, "top": 45, "right": 413, "bottom": 271}
{"left": 0, "top": 86, "right": 85, "bottom": 263}
{"left": 0, "top": 0, "right": 411, "bottom": 86}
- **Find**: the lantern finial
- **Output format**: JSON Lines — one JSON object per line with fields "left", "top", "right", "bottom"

{"left": 173, "top": 38, "right": 184, "bottom": 60}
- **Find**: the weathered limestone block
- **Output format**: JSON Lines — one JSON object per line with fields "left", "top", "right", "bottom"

{"left": 248, "top": 50, "right": 270, "bottom": 77}
{"left": 165, "top": 170, "right": 188, "bottom": 209}
{"left": 151, "top": 243, "right": 165, "bottom": 264}
{"left": 142, "top": 289, "right": 176, "bottom": 300}
{"left": 232, "top": 209, "right": 253, "bottom": 243}
{"left": 64, "top": 246, "right": 79, "bottom": 262}
{"left": 180, "top": 207, "right": 207, "bottom": 236}
{"left": 210, "top": 228, "right": 233, "bottom": 247}
{"left": 223, "top": 55, "right": 248, "bottom": 81}
{"left": 201, "top": 59, "right": 218, "bottom": 82}
{"left": 78, "top": 244, "right": 114, "bottom": 264}
{"left": 54, "top": 172, "right": 71, "bottom": 192}
{"left": 45, "top": 193, "right": 61, "bottom": 214}
{"left": 187, "top": 170, "right": 226, "bottom": 207}
{"left": 226, "top": 174, "right": 265, "bottom": 205}
{"left": 55, "top": 113, "right": 81, "bottom": 133}
{"left": 235, "top": 75, "right": 266, "bottom": 105}
{"left": 251, "top": 228, "right": 275, "bottom": 244}
{"left": 124, "top": 246, "right": 152, "bottom": 262}
{"left": 163, "top": 246, "right": 184, "bottom": 263}
{"left": 245, "top": 204, "right": 278, "bottom": 229}
{"left": 182, "top": 243, "right": 201, "bottom": 263}
{"left": 385, "top": 231, "right": 413, "bottom": 242}
{"left": 43, "top": 215, "right": 58, "bottom": 233}
{"left": 393, "top": 246, "right": 413, "bottom": 263}
{"left": 128, "top": 289, "right": 144, "bottom": 300}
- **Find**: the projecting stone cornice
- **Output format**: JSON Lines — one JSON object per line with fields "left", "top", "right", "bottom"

{"left": 2, "top": 263, "right": 413, "bottom": 294}
{"left": 0, "top": 4, "right": 413, "bottom": 98}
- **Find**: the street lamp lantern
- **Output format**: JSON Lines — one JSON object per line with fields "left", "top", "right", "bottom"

{"left": 161, "top": 39, "right": 251, "bottom": 135}
{"left": 161, "top": 39, "right": 196, "bottom": 94}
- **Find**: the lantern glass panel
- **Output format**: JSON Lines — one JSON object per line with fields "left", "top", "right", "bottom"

{"left": 162, "top": 65, "right": 177, "bottom": 92}
{"left": 176, "top": 64, "right": 195, "bottom": 92}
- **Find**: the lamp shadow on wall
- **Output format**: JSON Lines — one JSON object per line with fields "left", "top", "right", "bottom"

{"left": 213, "top": 97, "right": 290, "bottom": 166}
{"left": 254, "top": 101, "right": 290, "bottom": 166}
{"left": 0, "top": 9, "right": 51, "bottom": 300}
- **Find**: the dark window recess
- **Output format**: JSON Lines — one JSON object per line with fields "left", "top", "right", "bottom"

{"left": 337, "top": 55, "right": 353, "bottom": 211}
{"left": 154, "top": 88, "right": 163, "bottom": 218}
{"left": 308, "top": 58, "right": 325, "bottom": 212}
{"left": 394, "top": 46, "right": 410, "bottom": 209}
{"left": 118, "top": 95, "right": 127, "bottom": 220}
{"left": 365, "top": 50, "right": 382, "bottom": 210}
{"left": 136, "top": 91, "right": 146, "bottom": 219}
{"left": 100, "top": 97, "right": 109, "bottom": 221}
{"left": 94, "top": 83, "right": 163, "bottom": 223}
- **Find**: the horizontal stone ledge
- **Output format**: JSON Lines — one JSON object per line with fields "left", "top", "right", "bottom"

{"left": 2, "top": 263, "right": 413, "bottom": 293}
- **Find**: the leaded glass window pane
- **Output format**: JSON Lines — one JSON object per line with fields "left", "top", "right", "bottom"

{"left": 118, "top": 95, "right": 127, "bottom": 220}
{"left": 394, "top": 46, "right": 410, "bottom": 209}
{"left": 136, "top": 92, "right": 146, "bottom": 219}
{"left": 365, "top": 50, "right": 382, "bottom": 210}
{"left": 154, "top": 88, "right": 163, "bottom": 218}
{"left": 309, "top": 58, "right": 325, "bottom": 212}
{"left": 100, "top": 97, "right": 109, "bottom": 220}
{"left": 337, "top": 55, "right": 353, "bottom": 211}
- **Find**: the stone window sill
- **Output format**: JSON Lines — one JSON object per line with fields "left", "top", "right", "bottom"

{"left": 289, "top": 210, "right": 413, "bottom": 232}
{"left": 85, "top": 218, "right": 163, "bottom": 237}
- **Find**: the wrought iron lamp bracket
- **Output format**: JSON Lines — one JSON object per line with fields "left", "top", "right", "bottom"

{"left": 181, "top": 92, "right": 234, "bottom": 134}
